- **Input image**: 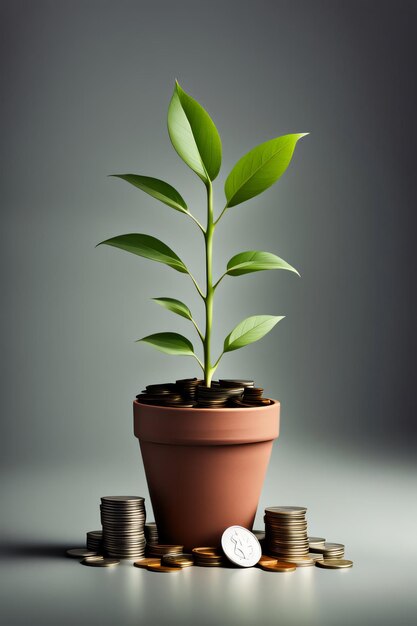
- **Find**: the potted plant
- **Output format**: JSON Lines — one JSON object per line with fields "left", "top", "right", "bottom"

{"left": 97, "top": 81, "right": 307, "bottom": 549}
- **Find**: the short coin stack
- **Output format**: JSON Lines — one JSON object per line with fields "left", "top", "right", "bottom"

{"left": 146, "top": 544, "right": 184, "bottom": 558}
{"left": 144, "top": 522, "right": 159, "bottom": 547}
{"left": 175, "top": 378, "right": 202, "bottom": 401}
{"left": 101, "top": 496, "right": 146, "bottom": 560}
{"left": 86, "top": 530, "right": 103, "bottom": 553}
{"left": 192, "top": 547, "right": 227, "bottom": 567}
{"left": 309, "top": 542, "right": 345, "bottom": 560}
{"left": 231, "top": 386, "right": 273, "bottom": 407}
{"left": 162, "top": 553, "right": 194, "bottom": 568}
{"left": 264, "top": 506, "right": 310, "bottom": 562}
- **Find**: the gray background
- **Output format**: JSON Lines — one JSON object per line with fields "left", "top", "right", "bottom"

{"left": 1, "top": 1, "right": 416, "bottom": 625}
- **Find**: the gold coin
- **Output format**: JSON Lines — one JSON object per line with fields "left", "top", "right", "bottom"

{"left": 281, "top": 556, "right": 314, "bottom": 566}
{"left": 133, "top": 558, "right": 161, "bottom": 569}
{"left": 316, "top": 559, "right": 353, "bottom": 569}
{"left": 81, "top": 557, "right": 120, "bottom": 567}
{"left": 258, "top": 555, "right": 278, "bottom": 566}
{"left": 259, "top": 561, "right": 296, "bottom": 572}
{"left": 147, "top": 562, "right": 181, "bottom": 573}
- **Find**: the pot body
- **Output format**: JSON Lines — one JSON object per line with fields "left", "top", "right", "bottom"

{"left": 133, "top": 399, "right": 280, "bottom": 550}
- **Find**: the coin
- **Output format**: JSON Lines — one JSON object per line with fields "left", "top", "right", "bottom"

{"left": 285, "top": 556, "right": 315, "bottom": 567}
{"left": 147, "top": 562, "right": 181, "bottom": 573}
{"left": 66, "top": 548, "right": 98, "bottom": 558}
{"left": 192, "top": 547, "right": 223, "bottom": 558}
{"left": 133, "top": 558, "right": 161, "bottom": 569}
{"left": 259, "top": 561, "right": 297, "bottom": 572}
{"left": 101, "top": 496, "right": 144, "bottom": 504}
{"left": 257, "top": 555, "right": 278, "bottom": 566}
{"left": 81, "top": 557, "right": 120, "bottom": 567}
{"left": 316, "top": 559, "right": 353, "bottom": 569}
{"left": 308, "top": 536, "right": 326, "bottom": 546}
{"left": 265, "top": 506, "right": 307, "bottom": 516}
{"left": 221, "top": 526, "right": 262, "bottom": 567}
{"left": 162, "top": 553, "right": 194, "bottom": 568}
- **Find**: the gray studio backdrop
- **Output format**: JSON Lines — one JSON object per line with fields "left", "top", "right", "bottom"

{"left": 1, "top": 0, "right": 415, "bottom": 484}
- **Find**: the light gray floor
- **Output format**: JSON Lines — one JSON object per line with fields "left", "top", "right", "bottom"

{"left": 1, "top": 444, "right": 416, "bottom": 626}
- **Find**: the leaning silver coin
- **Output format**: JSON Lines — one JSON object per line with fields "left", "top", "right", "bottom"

{"left": 221, "top": 526, "right": 261, "bottom": 567}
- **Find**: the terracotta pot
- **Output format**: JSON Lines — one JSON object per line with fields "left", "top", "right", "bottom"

{"left": 133, "top": 399, "right": 280, "bottom": 550}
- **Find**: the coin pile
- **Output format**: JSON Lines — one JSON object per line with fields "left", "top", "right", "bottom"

{"left": 146, "top": 544, "right": 184, "bottom": 558}
{"left": 136, "top": 383, "right": 196, "bottom": 408}
{"left": 264, "top": 506, "right": 309, "bottom": 560}
{"left": 175, "top": 378, "right": 202, "bottom": 401}
{"left": 86, "top": 530, "right": 103, "bottom": 553}
{"left": 101, "top": 496, "right": 146, "bottom": 559}
{"left": 192, "top": 547, "right": 227, "bottom": 567}
{"left": 196, "top": 382, "right": 245, "bottom": 407}
{"left": 135, "top": 377, "right": 277, "bottom": 409}
{"left": 309, "top": 542, "right": 345, "bottom": 560}
{"left": 145, "top": 522, "right": 159, "bottom": 546}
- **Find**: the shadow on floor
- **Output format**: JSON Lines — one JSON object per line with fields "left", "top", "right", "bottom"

{"left": 0, "top": 540, "right": 77, "bottom": 560}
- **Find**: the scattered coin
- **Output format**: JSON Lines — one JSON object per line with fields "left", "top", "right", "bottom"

{"left": 147, "top": 562, "right": 181, "bottom": 573}
{"left": 133, "top": 558, "right": 161, "bottom": 569}
{"left": 221, "top": 526, "right": 262, "bottom": 567}
{"left": 316, "top": 559, "right": 353, "bottom": 569}
{"left": 147, "top": 544, "right": 184, "bottom": 557}
{"left": 81, "top": 556, "right": 120, "bottom": 567}
{"left": 258, "top": 561, "right": 297, "bottom": 572}
{"left": 257, "top": 555, "right": 278, "bottom": 566}
{"left": 66, "top": 548, "right": 98, "bottom": 558}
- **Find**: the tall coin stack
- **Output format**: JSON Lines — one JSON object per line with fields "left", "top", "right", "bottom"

{"left": 101, "top": 496, "right": 146, "bottom": 560}
{"left": 264, "top": 506, "right": 309, "bottom": 559}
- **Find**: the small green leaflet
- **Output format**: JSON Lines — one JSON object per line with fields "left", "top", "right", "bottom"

{"left": 110, "top": 174, "right": 188, "bottom": 213}
{"left": 152, "top": 297, "right": 193, "bottom": 320}
{"left": 96, "top": 233, "right": 188, "bottom": 273}
{"left": 225, "top": 133, "right": 308, "bottom": 208}
{"left": 226, "top": 251, "right": 300, "bottom": 277}
{"left": 223, "top": 315, "right": 285, "bottom": 353}
{"left": 167, "top": 81, "right": 222, "bottom": 182}
{"left": 138, "top": 332, "right": 195, "bottom": 356}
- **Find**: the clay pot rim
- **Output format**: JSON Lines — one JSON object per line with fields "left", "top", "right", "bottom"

{"left": 134, "top": 398, "right": 279, "bottom": 412}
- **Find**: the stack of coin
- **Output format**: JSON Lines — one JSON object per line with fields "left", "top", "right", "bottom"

{"left": 146, "top": 544, "right": 184, "bottom": 558}
{"left": 86, "top": 530, "right": 103, "bottom": 553}
{"left": 309, "top": 542, "right": 345, "bottom": 560}
{"left": 231, "top": 386, "right": 273, "bottom": 407}
{"left": 162, "top": 553, "right": 194, "bottom": 568}
{"left": 196, "top": 383, "right": 244, "bottom": 407}
{"left": 144, "top": 522, "right": 159, "bottom": 546}
{"left": 192, "top": 547, "right": 227, "bottom": 567}
{"left": 101, "top": 496, "right": 146, "bottom": 560}
{"left": 175, "top": 378, "right": 202, "bottom": 401}
{"left": 219, "top": 379, "right": 254, "bottom": 388}
{"left": 136, "top": 383, "right": 196, "bottom": 408}
{"left": 264, "top": 506, "right": 309, "bottom": 560}
{"left": 308, "top": 536, "right": 326, "bottom": 549}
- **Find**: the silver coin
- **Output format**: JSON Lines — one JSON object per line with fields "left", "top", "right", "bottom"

{"left": 66, "top": 548, "right": 98, "bottom": 558}
{"left": 101, "top": 496, "right": 144, "bottom": 503}
{"left": 308, "top": 537, "right": 326, "bottom": 545}
{"left": 221, "top": 526, "right": 261, "bottom": 567}
{"left": 81, "top": 556, "right": 120, "bottom": 567}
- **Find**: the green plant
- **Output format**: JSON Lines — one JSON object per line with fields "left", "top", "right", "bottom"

{"left": 97, "top": 81, "right": 307, "bottom": 386}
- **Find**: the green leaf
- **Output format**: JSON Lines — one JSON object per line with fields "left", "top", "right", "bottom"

{"left": 226, "top": 251, "right": 300, "bottom": 277}
{"left": 96, "top": 233, "right": 188, "bottom": 273}
{"left": 167, "top": 80, "right": 222, "bottom": 182}
{"left": 110, "top": 174, "right": 188, "bottom": 213}
{"left": 138, "top": 332, "right": 195, "bottom": 356}
{"left": 152, "top": 297, "right": 193, "bottom": 320}
{"left": 223, "top": 315, "right": 285, "bottom": 353}
{"left": 225, "top": 133, "right": 308, "bottom": 208}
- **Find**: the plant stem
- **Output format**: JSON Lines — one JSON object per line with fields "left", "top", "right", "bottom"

{"left": 204, "top": 181, "right": 214, "bottom": 386}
